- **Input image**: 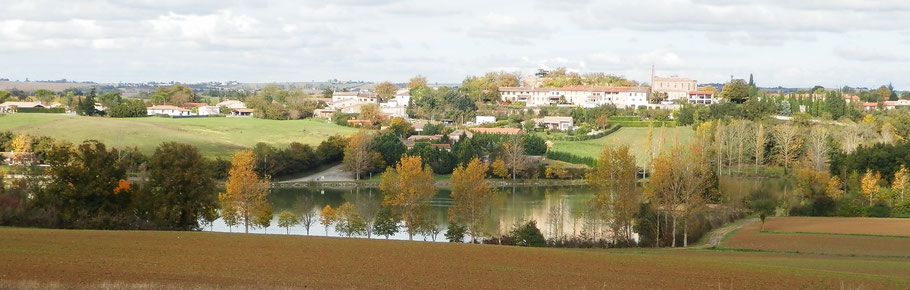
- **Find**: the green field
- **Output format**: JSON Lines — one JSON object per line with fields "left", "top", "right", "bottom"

{"left": 550, "top": 126, "right": 695, "bottom": 165}
{"left": 0, "top": 114, "right": 358, "bottom": 157}
{"left": 0, "top": 227, "right": 907, "bottom": 288}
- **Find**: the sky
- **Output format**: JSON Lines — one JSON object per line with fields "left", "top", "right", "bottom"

{"left": 1, "top": 0, "right": 909, "bottom": 89}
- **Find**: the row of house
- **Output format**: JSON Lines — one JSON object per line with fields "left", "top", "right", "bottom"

{"left": 0, "top": 101, "right": 64, "bottom": 113}
{"left": 499, "top": 85, "right": 716, "bottom": 108}
{"left": 146, "top": 100, "right": 251, "bottom": 117}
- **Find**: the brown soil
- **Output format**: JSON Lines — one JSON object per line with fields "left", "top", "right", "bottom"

{"left": 761, "top": 217, "right": 910, "bottom": 236}
{"left": 0, "top": 227, "right": 908, "bottom": 289}
{"left": 724, "top": 218, "right": 910, "bottom": 257}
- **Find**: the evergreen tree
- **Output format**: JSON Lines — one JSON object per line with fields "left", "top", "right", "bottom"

{"left": 780, "top": 100, "right": 792, "bottom": 116}
{"left": 77, "top": 88, "right": 98, "bottom": 116}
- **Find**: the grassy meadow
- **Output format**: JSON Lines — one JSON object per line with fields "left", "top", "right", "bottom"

{"left": 0, "top": 114, "right": 357, "bottom": 157}
{"left": 0, "top": 226, "right": 908, "bottom": 288}
{"left": 550, "top": 126, "right": 695, "bottom": 166}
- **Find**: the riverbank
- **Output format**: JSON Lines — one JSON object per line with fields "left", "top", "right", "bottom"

{"left": 1, "top": 227, "right": 907, "bottom": 288}
{"left": 272, "top": 178, "right": 589, "bottom": 188}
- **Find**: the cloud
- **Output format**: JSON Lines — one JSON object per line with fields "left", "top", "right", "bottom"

{"left": 833, "top": 46, "right": 909, "bottom": 62}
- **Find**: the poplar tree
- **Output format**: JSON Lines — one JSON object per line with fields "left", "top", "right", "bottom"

{"left": 219, "top": 150, "right": 272, "bottom": 233}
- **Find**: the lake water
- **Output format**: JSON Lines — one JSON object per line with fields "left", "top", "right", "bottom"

{"left": 206, "top": 176, "right": 793, "bottom": 242}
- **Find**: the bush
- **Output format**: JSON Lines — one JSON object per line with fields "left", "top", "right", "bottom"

{"left": 868, "top": 202, "right": 891, "bottom": 218}
{"left": 609, "top": 116, "right": 639, "bottom": 122}
{"left": 445, "top": 223, "right": 466, "bottom": 243}
{"left": 893, "top": 200, "right": 910, "bottom": 218}
{"left": 522, "top": 134, "right": 547, "bottom": 155}
{"left": 810, "top": 195, "right": 837, "bottom": 216}
{"left": 509, "top": 220, "right": 547, "bottom": 247}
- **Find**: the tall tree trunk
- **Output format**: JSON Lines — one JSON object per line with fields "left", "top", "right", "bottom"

{"left": 655, "top": 210, "right": 661, "bottom": 247}
{"left": 683, "top": 218, "right": 688, "bottom": 247}
{"left": 671, "top": 216, "right": 677, "bottom": 247}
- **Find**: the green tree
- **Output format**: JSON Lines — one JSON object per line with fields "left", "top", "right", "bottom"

{"left": 148, "top": 142, "right": 217, "bottom": 230}
{"left": 522, "top": 134, "right": 547, "bottom": 155}
{"left": 510, "top": 220, "right": 547, "bottom": 247}
{"left": 445, "top": 223, "right": 467, "bottom": 242}
{"left": 375, "top": 81, "right": 399, "bottom": 101}
{"left": 334, "top": 202, "right": 366, "bottom": 237}
{"left": 77, "top": 88, "right": 98, "bottom": 116}
{"left": 372, "top": 207, "right": 400, "bottom": 239}
{"left": 34, "top": 89, "right": 56, "bottom": 103}
{"left": 747, "top": 190, "right": 777, "bottom": 231}
{"left": 721, "top": 79, "right": 750, "bottom": 103}
{"left": 372, "top": 132, "right": 406, "bottom": 168}
{"left": 277, "top": 210, "right": 299, "bottom": 235}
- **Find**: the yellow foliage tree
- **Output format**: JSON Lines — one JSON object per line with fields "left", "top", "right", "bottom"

{"left": 380, "top": 155, "right": 436, "bottom": 240}
{"left": 491, "top": 159, "right": 509, "bottom": 179}
{"left": 343, "top": 130, "right": 375, "bottom": 180}
{"left": 407, "top": 75, "right": 427, "bottom": 89}
{"left": 892, "top": 165, "right": 908, "bottom": 203}
{"left": 826, "top": 175, "right": 844, "bottom": 199}
{"left": 320, "top": 205, "right": 336, "bottom": 236}
{"left": 586, "top": 145, "right": 638, "bottom": 245}
{"left": 449, "top": 158, "right": 493, "bottom": 242}
{"left": 861, "top": 169, "right": 881, "bottom": 206}
{"left": 218, "top": 150, "right": 272, "bottom": 233}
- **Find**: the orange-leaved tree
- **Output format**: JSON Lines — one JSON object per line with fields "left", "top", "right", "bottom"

{"left": 586, "top": 145, "right": 638, "bottom": 245}
{"left": 219, "top": 150, "right": 272, "bottom": 233}
{"left": 380, "top": 155, "right": 436, "bottom": 240}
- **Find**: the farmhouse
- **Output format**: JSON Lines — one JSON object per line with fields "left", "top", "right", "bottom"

{"left": 0, "top": 101, "right": 45, "bottom": 112}
{"left": 183, "top": 103, "right": 220, "bottom": 115}
{"left": 147, "top": 105, "right": 191, "bottom": 116}
{"left": 448, "top": 129, "right": 473, "bottom": 142}
{"left": 216, "top": 100, "right": 246, "bottom": 109}
{"left": 537, "top": 116, "right": 574, "bottom": 131}
{"left": 230, "top": 108, "right": 254, "bottom": 117}
{"left": 314, "top": 109, "right": 335, "bottom": 119}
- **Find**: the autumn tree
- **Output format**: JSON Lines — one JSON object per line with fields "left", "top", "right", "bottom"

{"left": 359, "top": 104, "right": 382, "bottom": 126}
{"left": 839, "top": 122, "right": 869, "bottom": 154}
{"left": 646, "top": 143, "right": 714, "bottom": 247}
{"left": 826, "top": 175, "right": 845, "bottom": 199}
{"left": 500, "top": 136, "right": 529, "bottom": 179}
{"left": 861, "top": 169, "right": 881, "bottom": 206}
{"left": 754, "top": 123, "right": 766, "bottom": 174}
{"left": 893, "top": 165, "right": 908, "bottom": 203}
{"left": 586, "top": 145, "right": 638, "bottom": 245}
{"left": 491, "top": 159, "right": 509, "bottom": 179}
{"left": 218, "top": 150, "right": 272, "bottom": 233}
{"left": 154, "top": 84, "right": 193, "bottom": 106}
{"left": 380, "top": 155, "right": 436, "bottom": 240}
{"left": 772, "top": 123, "right": 803, "bottom": 170}
{"left": 148, "top": 142, "right": 217, "bottom": 230}
{"left": 295, "top": 195, "right": 318, "bottom": 235}
{"left": 343, "top": 130, "right": 378, "bottom": 180}
{"left": 375, "top": 81, "right": 399, "bottom": 101}
{"left": 805, "top": 126, "right": 830, "bottom": 171}
{"left": 334, "top": 202, "right": 366, "bottom": 237}
{"left": 407, "top": 75, "right": 428, "bottom": 89}
{"left": 449, "top": 158, "right": 493, "bottom": 242}
{"left": 277, "top": 210, "right": 299, "bottom": 235}
{"left": 320, "top": 205, "right": 336, "bottom": 236}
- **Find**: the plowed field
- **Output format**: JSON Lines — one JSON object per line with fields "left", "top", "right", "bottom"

{"left": 1, "top": 227, "right": 908, "bottom": 288}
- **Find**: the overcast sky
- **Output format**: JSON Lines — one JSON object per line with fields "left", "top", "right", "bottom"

{"left": 1, "top": 0, "right": 909, "bottom": 89}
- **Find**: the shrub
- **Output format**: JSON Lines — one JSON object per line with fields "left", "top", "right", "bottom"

{"left": 893, "top": 200, "right": 910, "bottom": 218}
{"left": 868, "top": 202, "right": 891, "bottom": 218}
{"left": 510, "top": 220, "right": 547, "bottom": 247}
{"left": 15, "top": 107, "right": 66, "bottom": 113}
{"left": 810, "top": 195, "right": 837, "bottom": 216}
{"left": 445, "top": 223, "right": 466, "bottom": 243}
{"left": 546, "top": 151, "right": 596, "bottom": 167}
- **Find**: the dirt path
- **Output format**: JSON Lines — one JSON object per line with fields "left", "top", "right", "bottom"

{"left": 697, "top": 217, "right": 758, "bottom": 248}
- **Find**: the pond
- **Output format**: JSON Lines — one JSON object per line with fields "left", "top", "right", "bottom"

{"left": 205, "top": 176, "right": 793, "bottom": 242}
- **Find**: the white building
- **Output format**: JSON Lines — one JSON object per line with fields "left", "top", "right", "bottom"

{"left": 197, "top": 106, "right": 221, "bottom": 115}
{"left": 332, "top": 91, "right": 377, "bottom": 103}
{"left": 499, "top": 86, "right": 650, "bottom": 108}
{"left": 537, "top": 116, "right": 574, "bottom": 131}
{"left": 475, "top": 116, "right": 496, "bottom": 125}
{"left": 687, "top": 91, "right": 718, "bottom": 105}
{"left": 147, "top": 105, "right": 191, "bottom": 116}
{"left": 216, "top": 100, "right": 246, "bottom": 109}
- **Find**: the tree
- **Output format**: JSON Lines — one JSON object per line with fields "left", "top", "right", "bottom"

{"left": 893, "top": 165, "right": 908, "bottom": 203}
{"left": 334, "top": 202, "right": 366, "bottom": 237}
{"left": 385, "top": 117, "right": 414, "bottom": 138}
{"left": 491, "top": 159, "right": 509, "bottom": 179}
{"left": 148, "top": 142, "right": 217, "bottom": 230}
{"left": 805, "top": 126, "right": 830, "bottom": 171}
{"left": 646, "top": 144, "right": 714, "bottom": 247}
{"left": 772, "top": 124, "right": 803, "bottom": 170}
{"left": 510, "top": 220, "right": 547, "bottom": 247}
{"left": 375, "top": 81, "right": 399, "bottom": 101}
{"left": 586, "top": 145, "right": 638, "bottom": 245}
{"left": 754, "top": 123, "right": 766, "bottom": 174}
{"left": 359, "top": 103, "right": 381, "bottom": 126}
{"left": 295, "top": 195, "right": 317, "bottom": 235}
{"left": 218, "top": 150, "right": 271, "bottom": 233}
{"left": 372, "top": 132, "right": 406, "bottom": 168}
{"left": 501, "top": 136, "right": 529, "bottom": 180}
{"left": 826, "top": 175, "right": 845, "bottom": 199}
{"left": 445, "top": 223, "right": 467, "bottom": 242}
{"left": 747, "top": 190, "right": 777, "bottom": 231}
{"left": 839, "top": 122, "right": 869, "bottom": 154}
{"left": 320, "top": 205, "right": 336, "bottom": 236}
{"left": 380, "top": 155, "right": 436, "bottom": 240}
{"left": 721, "top": 79, "right": 750, "bottom": 103}
{"left": 522, "top": 134, "right": 547, "bottom": 155}
{"left": 407, "top": 75, "right": 428, "bottom": 89}
{"left": 449, "top": 158, "right": 493, "bottom": 242}
{"left": 154, "top": 84, "right": 193, "bottom": 106}
{"left": 862, "top": 169, "right": 882, "bottom": 206}
{"left": 277, "top": 210, "right": 299, "bottom": 235}
{"left": 34, "top": 89, "right": 56, "bottom": 103}
{"left": 77, "top": 89, "right": 98, "bottom": 116}
{"left": 343, "top": 130, "right": 376, "bottom": 180}
{"left": 372, "top": 207, "right": 400, "bottom": 239}
{"left": 779, "top": 100, "right": 792, "bottom": 116}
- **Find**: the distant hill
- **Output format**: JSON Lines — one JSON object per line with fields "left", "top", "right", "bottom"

{"left": 0, "top": 81, "right": 94, "bottom": 92}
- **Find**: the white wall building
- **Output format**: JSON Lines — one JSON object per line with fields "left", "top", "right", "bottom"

{"left": 216, "top": 100, "right": 246, "bottom": 109}
{"left": 148, "top": 105, "right": 191, "bottom": 116}
{"left": 475, "top": 116, "right": 496, "bottom": 125}
{"left": 687, "top": 91, "right": 718, "bottom": 105}
{"left": 499, "top": 86, "right": 650, "bottom": 108}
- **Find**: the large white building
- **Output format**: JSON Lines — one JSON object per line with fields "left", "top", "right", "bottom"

{"left": 499, "top": 85, "right": 650, "bottom": 108}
